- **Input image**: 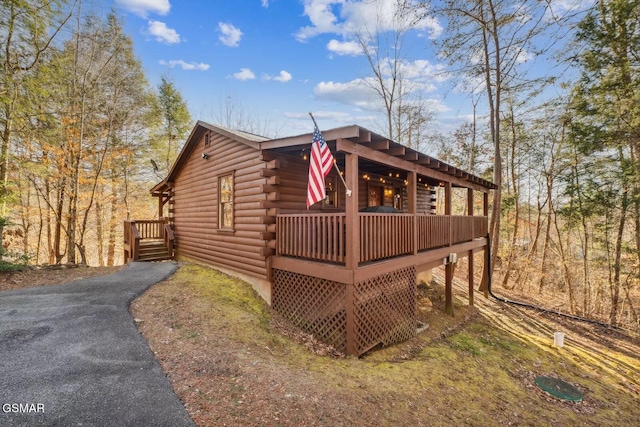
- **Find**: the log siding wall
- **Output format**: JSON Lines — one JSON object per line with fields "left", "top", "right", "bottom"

{"left": 172, "top": 130, "right": 270, "bottom": 279}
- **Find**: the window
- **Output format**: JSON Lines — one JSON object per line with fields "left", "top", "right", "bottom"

{"left": 323, "top": 176, "right": 338, "bottom": 208}
{"left": 219, "top": 174, "right": 234, "bottom": 229}
{"left": 393, "top": 187, "right": 403, "bottom": 210}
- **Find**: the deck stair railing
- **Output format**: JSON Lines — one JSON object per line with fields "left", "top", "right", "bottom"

{"left": 123, "top": 219, "right": 174, "bottom": 262}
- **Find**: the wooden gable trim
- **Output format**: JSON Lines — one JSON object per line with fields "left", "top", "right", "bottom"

{"left": 151, "top": 121, "right": 263, "bottom": 195}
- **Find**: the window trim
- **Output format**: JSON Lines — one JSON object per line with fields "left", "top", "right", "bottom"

{"left": 218, "top": 172, "right": 235, "bottom": 231}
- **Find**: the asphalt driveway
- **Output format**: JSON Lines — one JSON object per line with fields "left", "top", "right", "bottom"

{"left": 0, "top": 261, "right": 194, "bottom": 427}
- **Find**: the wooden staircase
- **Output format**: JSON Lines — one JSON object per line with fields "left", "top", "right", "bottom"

{"left": 138, "top": 240, "right": 172, "bottom": 261}
{"left": 124, "top": 219, "right": 175, "bottom": 263}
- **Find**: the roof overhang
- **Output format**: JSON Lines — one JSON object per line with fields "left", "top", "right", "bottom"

{"left": 151, "top": 121, "right": 496, "bottom": 196}
{"left": 261, "top": 124, "right": 496, "bottom": 191}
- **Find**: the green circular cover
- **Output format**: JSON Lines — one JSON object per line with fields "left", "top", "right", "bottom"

{"left": 534, "top": 376, "right": 583, "bottom": 402}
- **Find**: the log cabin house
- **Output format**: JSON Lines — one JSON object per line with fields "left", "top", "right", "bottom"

{"left": 124, "top": 121, "right": 495, "bottom": 356}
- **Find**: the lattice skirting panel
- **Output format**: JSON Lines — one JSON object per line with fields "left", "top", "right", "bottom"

{"left": 353, "top": 266, "right": 417, "bottom": 355}
{"left": 272, "top": 269, "right": 348, "bottom": 353}
{"left": 273, "top": 266, "right": 417, "bottom": 356}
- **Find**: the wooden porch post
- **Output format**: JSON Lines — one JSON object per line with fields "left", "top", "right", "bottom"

{"left": 444, "top": 181, "right": 454, "bottom": 315}
{"left": 158, "top": 193, "right": 164, "bottom": 218}
{"left": 479, "top": 191, "right": 490, "bottom": 297}
{"left": 408, "top": 171, "right": 417, "bottom": 255}
{"left": 345, "top": 152, "right": 359, "bottom": 355}
{"left": 467, "top": 188, "right": 474, "bottom": 306}
{"left": 484, "top": 191, "right": 489, "bottom": 216}
{"left": 345, "top": 153, "right": 359, "bottom": 270}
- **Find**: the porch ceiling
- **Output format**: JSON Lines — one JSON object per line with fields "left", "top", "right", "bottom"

{"left": 262, "top": 125, "right": 495, "bottom": 191}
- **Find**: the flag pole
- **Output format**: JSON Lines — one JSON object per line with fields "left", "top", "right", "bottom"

{"left": 308, "top": 112, "right": 352, "bottom": 197}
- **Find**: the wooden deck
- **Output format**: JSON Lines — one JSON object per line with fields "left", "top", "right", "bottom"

{"left": 271, "top": 212, "right": 489, "bottom": 356}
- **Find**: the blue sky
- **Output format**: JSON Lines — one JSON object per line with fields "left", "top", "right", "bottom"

{"left": 108, "top": 0, "right": 583, "bottom": 139}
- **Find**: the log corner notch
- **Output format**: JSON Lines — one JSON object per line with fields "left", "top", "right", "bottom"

{"left": 261, "top": 157, "right": 280, "bottom": 255}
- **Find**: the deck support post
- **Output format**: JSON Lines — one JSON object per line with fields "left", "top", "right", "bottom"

{"left": 445, "top": 261, "right": 454, "bottom": 316}
{"left": 479, "top": 192, "right": 490, "bottom": 297}
{"left": 481, "top": 247, "right": 489, "bottom": 298}
{"left": 346, "top": 282, "right": 356, "bottom": 356}
{"left": 467, "top": 188, "right": 474, "bottom": 306}
{"left": 444, "top": 182, "right": 454, "bottom": 315}
{"left": 468, "top": 251, "right": 474, "bottom": 306}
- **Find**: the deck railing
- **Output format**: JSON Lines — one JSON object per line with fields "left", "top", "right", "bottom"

{"left": 417, "top": 215, "right": 450, "bottom": 250}
{"left": 276, "top": 213, "right": 488, "bottom": 265}
{"left": 134, "top": 219, "right": 166, "bottom": 240}
{"left": 276, "top": 213, "right": 346, "bottom": 263}
{"left": 360, "top": 213, "right": 413, "bottom": 262}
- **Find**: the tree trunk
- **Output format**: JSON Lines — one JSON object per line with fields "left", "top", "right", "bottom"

{"left": 96, "top": 198, "right": 104, "bottom": 266}
{"left": 502, "top": 111, "right": 519, "bottom": 289}
{"left": 53, "top": 182, "right": 66, "bottom": 264}
{"left": 106, "top": 175, "right": 119, "bottom": 266}
{"left": 480, "top": 0, "right": 503, "bottom": 275}
{"left": 611, "top": 151, "right": 629, "bottom": 325}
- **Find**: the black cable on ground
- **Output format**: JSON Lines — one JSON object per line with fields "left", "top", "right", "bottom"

{"left": 485, "top": 233, "right": 623, "bottom": 331}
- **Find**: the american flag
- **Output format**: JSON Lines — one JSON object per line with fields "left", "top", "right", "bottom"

{"left": 306, "top": 126, "right": 334, "bottom": 208}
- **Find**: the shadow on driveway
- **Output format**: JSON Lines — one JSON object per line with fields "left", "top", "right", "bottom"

{"left": 0, "top": 261, "right": 194, "bottom": 427}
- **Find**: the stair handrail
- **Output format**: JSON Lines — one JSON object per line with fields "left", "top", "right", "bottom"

{"left": 131, "top": 221, "right": 140, "bottom": 261}
{"left": 123, "top": 220, "right": 141, "bottom": 262}
{"left": 164, "top": 223, "right": 175, "bottom": 259}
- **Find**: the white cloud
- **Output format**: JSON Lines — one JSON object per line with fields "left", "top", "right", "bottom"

{"left": 284, "top": 110, "right": 354, "bottom": 122}
{"left": 159, "top": 60, "right": 210, "bottom": 71}
{"left": 327, "top": 39, "right": 362, "bottom": 56}
{"left": 314, "top": 66, "right": 447, "bottom": 111}
{"left": 515, "top": 49, "right": 534, "bottom": 64}
{"left": 115, "top": 0, "right": 170, "bottom": 18}
{"left": 295, "top": 0, "right": 342, "bottom": 41}
{"left": 314, "top": 79, "right": 377, "bottom": 109}
{"left": 295, "top": 0, "right": 442, "bottom": 42}
{"left": 233, "top": 68, "right": 256, "bottom": 80}
{"left": 341, "top": 0, "right": 441, "bottom": 37}
{"left": 218, "top": 22, "right": 243, "bottom": 47}
{"left": 147, "top": 20, "right": 181, "bottom": 44}
{"left": 261, "top": 0, "right": 269, "bottom": 7}
{"left": 380, "top": 58, "right": 448, "bottom": 86}
{"left": 266, "top": 70, "right": 292, "bottom": 83}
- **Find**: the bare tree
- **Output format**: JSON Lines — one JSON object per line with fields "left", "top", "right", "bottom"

{"left": 353, "top": 1, "right": 436, "bottom": 147}
{"left": 434, "top": 0, "right": 557, "bottom": 272}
